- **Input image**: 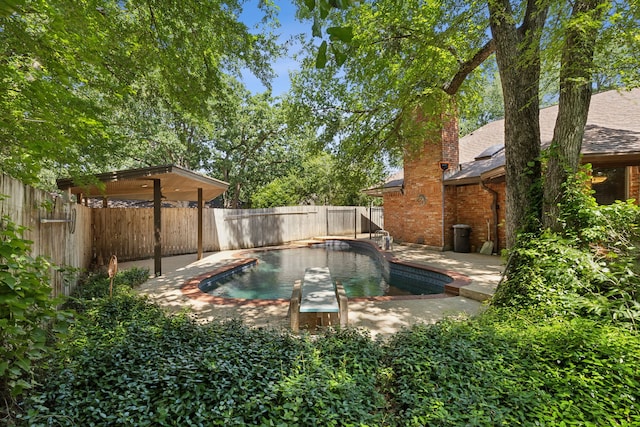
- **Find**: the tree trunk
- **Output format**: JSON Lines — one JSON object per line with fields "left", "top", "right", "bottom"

{"left": 232, "top": 181, "right": 242, "bottom": 209}
{"left": 488, "top": 0, "right": 549, "bottom": 247}
{"left": 543, "top": 0, "right": 609, "bottom": 230}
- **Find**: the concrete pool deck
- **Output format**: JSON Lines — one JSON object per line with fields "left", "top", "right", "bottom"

{"left": 122, "top": 238, "right": 504, "bottom": 339}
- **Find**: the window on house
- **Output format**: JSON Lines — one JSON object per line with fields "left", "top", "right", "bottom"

{"left": 591, "top": 167, "right": 627, "bottom": 205}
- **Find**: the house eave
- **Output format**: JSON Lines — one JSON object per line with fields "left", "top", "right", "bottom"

{"left": 444, "top": 165, "right": 506, "bottom": 186}
{"left": 582, "top": 152, "right": 640, "bottom": 167}
{"left": 57, "top": 164, "right": 229, "bottom": 202}
{"left": 362, "top": 186, "right": 403, "bottom": 197}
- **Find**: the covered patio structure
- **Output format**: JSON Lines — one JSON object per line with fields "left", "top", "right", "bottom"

{"left": 57, "top": 165, "right": 229, "bottom": 276}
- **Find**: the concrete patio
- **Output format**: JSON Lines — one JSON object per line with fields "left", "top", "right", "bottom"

{"left": 122, "top": 239, "right": 504, "bottom": 339}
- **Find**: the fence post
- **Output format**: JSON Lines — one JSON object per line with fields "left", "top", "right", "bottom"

{"left": 326, "top": 207, "right": 329, "bottom": 236}
{"left": 153, "top": 179, "right": 162, "bottom": 276}
{"left": 354, "top": 208, "right": 357, "bottom": 239}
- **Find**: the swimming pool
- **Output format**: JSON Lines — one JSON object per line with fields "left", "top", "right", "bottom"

{"left": 197, "top": 240, "right": 454, "bottom": 300}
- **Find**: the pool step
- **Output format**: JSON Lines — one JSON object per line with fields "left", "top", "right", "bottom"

{"left": 458, "top": 282, "right": 496, "bottom": 302}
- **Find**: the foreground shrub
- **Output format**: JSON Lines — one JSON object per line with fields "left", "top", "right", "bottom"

{"left": 266, "top": 327, "right": 388, "bottom": 425}
{"left": 19, "top": 286, "right": 640, "bottom": 426}
{"left": 384, "top": 311, "right": 640, "bottom": 426}
{"left": 0, "top": 215, "right": 70, "bottom": 407}
{"left": 383, "top": 317, "right": 544, "bottom": 426}
{"left": 20, "top": 284, "right": 387, "bottom": 426}
{"left": 490, "top": 310, "right": 640, "bottom": 425}
{"left": 64, "top": 266, "right": 150, "bottom": 312}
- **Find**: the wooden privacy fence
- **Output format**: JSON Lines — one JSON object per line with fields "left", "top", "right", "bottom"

{"left": 92, "top": 205, "right": 381, "bottom": 263}
{"left": 2, "top": 173, "right": 384, "bottom": 294}
{"left": 366, "top": 206, "right": 385, "bottom": 234}
{"left": 1, "top": 174, "right": 92, "bottom": 297}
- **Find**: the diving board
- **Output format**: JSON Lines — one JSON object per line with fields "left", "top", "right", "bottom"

{"left": 300, "top": 267, "right": 340, "bottom": 313}
{"left": 290, "top": 267, "right": 348, "bottom": 332}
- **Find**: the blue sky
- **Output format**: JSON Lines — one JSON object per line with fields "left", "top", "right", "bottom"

{"left": 240, "top": 0, "right": 309, "bottom": 97}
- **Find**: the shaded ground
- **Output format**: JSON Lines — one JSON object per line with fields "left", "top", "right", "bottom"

{"left": 123, "top": 239, "right": 504, "bottom": 339}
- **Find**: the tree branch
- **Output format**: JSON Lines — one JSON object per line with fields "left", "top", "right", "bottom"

{"left": 443, "top": 38, "right": 496, "bottom": 95}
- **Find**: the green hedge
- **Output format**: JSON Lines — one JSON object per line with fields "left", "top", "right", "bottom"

{"left": 384, "top": 311, "right": 640, "bottom": 426}
{"left": 20, "top": 286, "right": 388, "bottom": 426}
{"left": 18, "top": 289, "right": 640, "bottom": 426}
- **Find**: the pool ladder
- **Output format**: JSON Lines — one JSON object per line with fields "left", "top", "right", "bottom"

{"left": 374, "top": 230, "right": 393, "bottom": 251}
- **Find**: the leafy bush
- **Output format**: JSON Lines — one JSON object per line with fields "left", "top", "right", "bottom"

{"left": 383, "top": 318, "right": 545, "bottom": 426}
{"left": 18, "top": 274, "right": 640, "bottom": 426}
{"left": 266, "top": 328, "right": 388, "bottom": 425}
{"left": 489, "top": 310, "right": 640, "bottom": 425}
{"left": 494, "top": 170, "right": 640, "bottom": 328}
{"left": 20, "top": 281, "right": 387, "bottom": 426}
{"left": 65, "top": 267, "right": 149, "bottom": 312}
{"left": 383, "top": 311, "right": 640, "bottom": 426}
{"left": 0, "top": 215, "right": 70, "bottom": 404}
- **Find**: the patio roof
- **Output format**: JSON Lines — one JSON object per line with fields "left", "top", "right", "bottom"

{"left": 56, "top": 164, "right": 229, "bottom": 202}
{"left": 57, "top": 165, "right": 229, "bottom": 277}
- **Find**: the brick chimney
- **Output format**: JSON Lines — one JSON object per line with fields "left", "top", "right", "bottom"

{"left": 384, "top": 105, "right": 459, "bottom": 249}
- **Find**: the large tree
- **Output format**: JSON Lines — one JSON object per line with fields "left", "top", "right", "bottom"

{"left": 297, "top": 0, "right": 639, "bottom": 247}
{"left": 488, "top": 0, "right": 548, "bottom": 243}
{"left": 206, "top": 88, "right": 303, "bottom": 208}
{"left": 0, "top": 0, "right": 280, "bottom": 185}
{"left": 542, "top": 0, "right": 622, "bottom": 231}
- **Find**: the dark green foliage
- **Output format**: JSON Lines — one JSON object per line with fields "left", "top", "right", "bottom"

{"left": 383, "top": 319, "right": 544, "bottom": 426}
{"left": 20, "top": 287, "right": 640, "bottom": 426}
{"left": 384, "top": 313, "right": 640, "bottom": 426}
{"left": 0, "top": 215, "right": 70, "bottom": 403}
{"left": 65, "top": 267, "right": 150, "bottom": 312}
{"left": 495, "top": 170, "right": 640, "bottom": 328}
{"left": 266, "top": 328, "right": 388, "bottom": 425}
{"left": 493, "top": 230, "right": 603, "bottom": 311}
{"left": 489, "top": 311, "right": 640, "bottom": 426}
{"left": 20, "top": 281, "right": 386, "bottom": 426}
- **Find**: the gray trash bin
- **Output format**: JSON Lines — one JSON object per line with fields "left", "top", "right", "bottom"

{"left": 453, "top": 224, "right": 472, "bottom": 253}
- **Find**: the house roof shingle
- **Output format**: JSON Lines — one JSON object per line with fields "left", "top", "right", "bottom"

{"left": 362, "top": 88, "right": 640, "bottom": 194}
{"left": 447, "top": 88, "right": 640, "bottom": 184}
{"left": 362, "top": 169, "right": 404, "bottom": 196}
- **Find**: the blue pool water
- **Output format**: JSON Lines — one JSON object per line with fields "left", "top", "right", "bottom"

{"left": 199, "top": 242, "right": 450, "bottom": 299}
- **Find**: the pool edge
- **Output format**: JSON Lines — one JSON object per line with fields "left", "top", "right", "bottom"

{"left": 180, "top": 239, "right": 473, "bottom": 306}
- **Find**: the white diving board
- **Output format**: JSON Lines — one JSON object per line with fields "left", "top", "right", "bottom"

{"left": 300, "top": 267, "right": 339, "bottom": 313}
{"left": 290, "top": 267, "right": 348, "bottom": 332}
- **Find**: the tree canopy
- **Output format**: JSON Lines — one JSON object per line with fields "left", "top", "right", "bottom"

{"left": 294, "top": 0, "right": 640, "bottom": 245}
{"left": 0, "top": 0, "right": 280, "bottom": 185}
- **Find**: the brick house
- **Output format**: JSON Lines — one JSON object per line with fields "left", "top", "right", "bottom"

{"left": 364, "top": 88, "right": 640, "bottom": 253}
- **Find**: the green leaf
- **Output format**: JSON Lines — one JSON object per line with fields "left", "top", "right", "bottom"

{"left": 0, "top": 271, "right": 17, "bottom": 288}
{"left": 312, "top": 18, "right": 322, "bottom": 38}
{"left": 327, "top": 26, "right": 353, "bottom": 43}
{"left": 304, "top": 0, "right": 315, "bottom": 12}
{"left": 316, "top": 41, "right": 328, "bottom": 69}
{"left": 0, "top": 0, "right": 22, "bottom": 17}
{"left": 319, "top": 0, "right": 330, "bottom": 19}
{"left": 331, "top": 44, "right": 347, "bottom": 66}
{"left": 15, "top": 357, "right": 31, "bottom": 372}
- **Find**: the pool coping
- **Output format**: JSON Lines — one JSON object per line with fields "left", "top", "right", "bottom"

{"left": 180, "top": 239, "right": 472, "bottom": 306}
